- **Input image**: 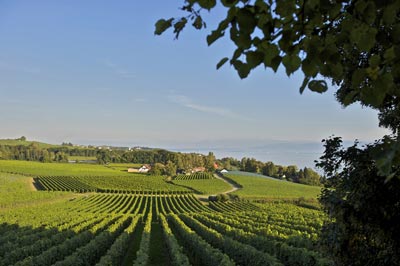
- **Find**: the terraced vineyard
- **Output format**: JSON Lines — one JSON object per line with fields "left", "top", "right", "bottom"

{"left": 172, "top": 179, "right": 232, "bottom": 195}
{"left": 35, "top": 175, "right": 188, "bottom": 193}
{"left": 174, "top": 172, "right": 215, "bottom": 180}
{"left": 0, "top": 162, "right": 331, "bottom": 266}
{"left": 34, "top": 176, "right": 98, "bottom": 192}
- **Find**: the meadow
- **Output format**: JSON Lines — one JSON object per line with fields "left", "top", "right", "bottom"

{"left": 0, "top": 139, "right": 58, "bottom": 148}
{"left": 0, "top": 159, "right": 331, "bottom": 265}
{"left": 224, "top": 173, "right": 322, "bottom": 199}
{"left": 0, "top": 173, "right": 70, "bottom": 208}
{"left": 172, "top": 179, "right": 232, "bottom": 195}
{"left": 0, "top": 160, "right": 132, "bottom": 177}
{"left": 68, "top": 156, "right": 97, "bottom": 161}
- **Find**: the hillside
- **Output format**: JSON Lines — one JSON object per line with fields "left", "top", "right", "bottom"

{"left": 0, "top": 138, "right": 60, "bottom": 149}
{"left": 224, "top": 173, "right": 322, "bottom": 200}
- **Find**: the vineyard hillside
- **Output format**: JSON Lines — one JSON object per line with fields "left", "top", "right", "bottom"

{"left": 224, "top": 173, "right": 322, "bottom": 200}
{"left": 0, "top": 160, "right": 331, "bottom": 265}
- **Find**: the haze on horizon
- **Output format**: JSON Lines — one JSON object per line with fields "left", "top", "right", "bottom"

{"left": 0, "top": 1, "right": 389, "bottom": 151}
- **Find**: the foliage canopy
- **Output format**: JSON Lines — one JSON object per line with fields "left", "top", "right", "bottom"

{"left": 156, "top": 0, "right": 400, "bottom": 176}
{"left": 156, "top": 1, "right": 400, "bottom": 264}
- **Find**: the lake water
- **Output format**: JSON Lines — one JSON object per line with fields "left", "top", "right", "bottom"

{"left": 171, "top": 142, "right": 325, "bottom": 170}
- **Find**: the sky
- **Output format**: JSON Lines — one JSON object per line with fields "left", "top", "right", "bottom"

{"left": 0, "top": 1, "right": 390, "bottom": 166}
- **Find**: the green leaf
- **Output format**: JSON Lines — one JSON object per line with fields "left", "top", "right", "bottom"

{"left": 369, "top": 55, "right": 381, "bottom": 68}
{"left": 232, "top": 48, "right": 243, "bottom": 60}
{"left": 367, "top": 73, "right": 394, "bottom": 107}
{"left": 363, "top": 1, "right": 376, "bottom": 24}
{"left": 232, "top": 60, "right": 251, "bottom": 79}
{"left": 246, "top": 51, "right": 264, "bottom": 69}
{"left": 278, "top": 31, "right": 293, "bottom": 53}
{"left": 370, "top": 137, "right": 400, "bottom": 178}
{"left": 282, "top": 54, "right": 301, "bottom": 76}
{"left": 328, "top": 3, "right": 342, "bottom": 18}
{"left": 383, "top": 5, "right": 397, "bottom": 25}
{"left": 262, "top": 43, "right": 280, "bottom": 68}
{"left": 358, "top": 27, "right": 377, "bottom": 51}
{"left": 384, "top": 46, "right": 395, "bottom": 62}
{"left": 207, "top": 30, "right": 224, "bottom": 46}
{"left": 302, "top": 58, "right": 318, "bottom": 77}
{"left": 173, "top": 18, "right": 188, "bottom": 39}
{"left": 299, "top": 77, "right": 310, "bottom": 94}
{"left": 234, "top": 32, "right": 252, "bottom": 49}
{"left": 198, "top": 0, "right": 216, "bottom": 10}
{"left": 221, "top": 0, "right": 238, "bottom": 7}
{"left": 154, "top": 18, "right": 173, "bottom": 35}
{"left": 392, "top": 25, "right": 400, "bottom": 43}
{"left": 236, "top": 8, "right": 256, "bottom": 35}
{"left": 255, "top": 0, "right": 269, "bottom": 12}
{"left": 351, "top": 69, "right": 366, "bottom": 87}
{"left": 216, "top": 57, "right": 229, "bottom": 69}
{"left": 192, "top": 16, "right": 203, "bottom": 30}
{"left": 342, "top": 90, "right": 358, "bottom": 106}
{"left": 276, "top": 0, "right": 296, "bottom": 17}
{"left": 270, "top": 56, "right": 282, "bottom": 72}
{"left": 308, "top": 80, "right": 328, "bottom": 93}
{"left": 330, "top": 64, "right": 344, "bottom": 79}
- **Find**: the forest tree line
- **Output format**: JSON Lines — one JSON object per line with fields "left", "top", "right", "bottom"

{"left": 98, "top": 149, "right": 322, "bottom": 186}
{"left": 0, "top": 141, "right": 97, "bottom": 163}
{"left": 0, "top": 140, "right": 321, "bottom": 186}
{"left": 218, "top": 157, "right": 323, "bottom": 186}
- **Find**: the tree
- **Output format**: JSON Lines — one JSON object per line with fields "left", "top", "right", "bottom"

{"left": 156, "top": 0, "right": 400, "bottom": 176}
{"left": 149, "top": 163, "right": 165, "bottom": 176}
{"left": 156, "top": 1, "right": 400, "bottom": 264}
{"left": 298, "top": 167, "right": 321, "bottom": 186}
{"left": 54, "top": 151, "right": 68, "bottom": 163}
{"left": 284, "top": 165, "right": 298, "bottom": 182}
{"left": 317, "top": 137, "right": 400, "bottom": 265}
{"left": 165, "top": 160, "right": 178, "bottom": 176}
{"left": 261, "top": 161, "right": 277, "bottom": 177}
{"left": 97, "top": 150, "right": 111, "bottom": 164}
{"left": 17, "top": 136, "right": 27, "bottom": 141}
{"left": 204, "top": 152, "right": 216, "bottom": 172}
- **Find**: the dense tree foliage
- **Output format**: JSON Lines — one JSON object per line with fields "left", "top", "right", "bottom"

{"left": 317, "top": 137, "right": 400, "bottom": 265}
{"left": 95, "top": 148, "right": 214, "bottom": 170}
{"left": 156, "top": 0, "right": 400, "bottom": 264}
{"left": 218, "top": 156, "right": 322, "bottom": 186}
{"left": 0, "top": 143, "right": 68, "bottom": 163}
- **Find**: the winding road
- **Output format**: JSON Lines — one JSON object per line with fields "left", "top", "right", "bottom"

{"left": 195, "top": 173, "right": 241, "bottom": 200}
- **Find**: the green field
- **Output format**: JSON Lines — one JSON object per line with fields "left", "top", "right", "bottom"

{"left": 174, "top": 172, "right": 215, "bottom": 180}
{"left": 68, "top": 156, "right": 97, "bottom": 161}
{"left": 107, "top": 163, "right": 143, "bottom": 172}
{"left": 0, "top": 139, "right": 59, "bottom": 148}
{"left": 0, "top": 160, "right": 131, "bottom": 177}
{"left": 224, "top": 173, "right": 322, "bottom": 199}
{"left": 0, "top": 173, "right": 71, "bottom": 208}
{"left": 172, "top": 179, "right": 232, "bottom": 195}
{"left": 0, "top": 159, "right": 331, "bottom": 265}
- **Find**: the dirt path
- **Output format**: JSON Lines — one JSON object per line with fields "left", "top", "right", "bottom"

{"left": 213, "top": 173, "right": 241, "bottom": 194}
{"left": 27, "top": 177, "right": 37, "bottom": 191}
{"left": 195, "top": 173, "right": 241, "bottom": 200}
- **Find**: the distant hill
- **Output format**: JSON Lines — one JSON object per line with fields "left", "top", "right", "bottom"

{"left": 0, "top": 138, "right": 60, "bottom": 149}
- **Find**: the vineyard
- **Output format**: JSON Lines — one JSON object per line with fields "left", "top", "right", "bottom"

{"left": 223, "top": 173, "right": 322, "bottom": 199}
{"left": 172, "top": 179, "right": 232, "bottom": 195}
{"left": 174, "top": 172, "right": 215, "bottom": 180}
{"left": 0, "top": 161, "right": 332, "bottom": 266}
{"left": 35, "top": 175, "right": 188, "bottom": 193}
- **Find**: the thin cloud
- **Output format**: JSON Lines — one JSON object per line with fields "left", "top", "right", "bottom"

{"left": 133, "top": 98, "right": 146, "bottom": 103}
{"left": 0, "top": 61, "right": 41, "bottom": 74}
{"left": 168, "top": 94, "right": 253, "bottom": 121}
{"left": 103, "top": 60, "right": 136, "bottom": 79}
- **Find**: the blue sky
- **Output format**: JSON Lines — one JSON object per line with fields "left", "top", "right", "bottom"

{"left": 0, "top": 0, "right": 389, "bottom": 151}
